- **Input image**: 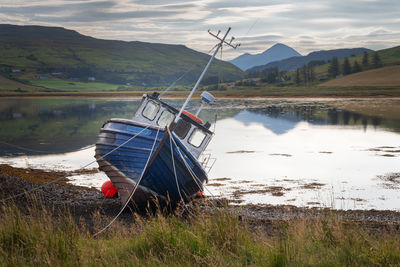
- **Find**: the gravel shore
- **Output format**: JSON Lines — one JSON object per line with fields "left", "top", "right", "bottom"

{"left": 1, "top": 164, "right": 400, "bottom": 233}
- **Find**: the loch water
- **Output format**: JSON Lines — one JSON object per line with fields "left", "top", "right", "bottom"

{"left": 1, "top": 97, "right": 399, "bottom": 210}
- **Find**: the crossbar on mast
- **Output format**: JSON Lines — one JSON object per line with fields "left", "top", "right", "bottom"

{"left": 174, "top": 27, "right": 239, "bottom": 123}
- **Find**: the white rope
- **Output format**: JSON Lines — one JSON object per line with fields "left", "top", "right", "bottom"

{"left": 167, "top": 129, "right": 216, "bottom": 199}
{"left": 93, "top": 127, "right": 161, "bottom": 237}
{"left": 0, "top": 140, "right": 95, "bottom": 154}
{"left": 1, "top": 124, "right": 152, "bottom": 202}
{"left": 167, "top": 129, "right": 224, "bottom": 215}
{"left": 159, "top": 70, "right": 191, "bottom": 98}
{"left": 168, "top": 132, "right": 186, "bottom": 205}
{"left": 159, "top": 43, "right": 219, "bottom": 98}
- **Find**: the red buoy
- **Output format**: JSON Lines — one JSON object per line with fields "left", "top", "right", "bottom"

{"left": 101, "top": 180, "right": 118, "bottom": 198}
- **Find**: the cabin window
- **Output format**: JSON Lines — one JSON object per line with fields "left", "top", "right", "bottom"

{"left": 157, "top": 110, "right": 175, "bottom": 128}
{"left": 142, "top": 101, "right": 159, "bottom": 121}
{"left": 188, "top": 128, "right": 206, "bottom": 148}
{"left": 173, "top": 119, "right": 191, "bottom": 139}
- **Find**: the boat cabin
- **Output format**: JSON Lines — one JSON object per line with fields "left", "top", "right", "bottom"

{"left": 132, "top": 93, "right": 213, "bottom": 159}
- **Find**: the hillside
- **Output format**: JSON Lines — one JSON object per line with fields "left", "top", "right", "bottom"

{"left": 312, "top": 45, "right": 400, "bottom": 84}
{"left": 248, "top": 48, "right": 372, "bottom": 72}
{"left": 230, "top": 43, "right": 301, "bottom": 71}
{"left": 0, "top": 24, "right": 244, "bottom": 90}
{"left": 221, "top": 45, "right": 400, "bottom": 97}
{"left": 320, "top": 65, "right": 400, "bottom": 87}
{"left": 0, "top": 75, "right": 41, "bottom": 91}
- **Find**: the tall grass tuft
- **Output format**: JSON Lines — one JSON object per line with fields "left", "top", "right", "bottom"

{"left": 0, "top": 201, "right": 80, "bottom": 266}
{"left": 0, "top": 200, "right": 399, "bottom": 266}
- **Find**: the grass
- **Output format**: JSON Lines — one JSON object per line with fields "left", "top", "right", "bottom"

{"left": 0, "top": 25, "right": 244, "bottom": 87}
{"left": 312, "top": 46, "right": 400, "bottom": 84}
{"left": 3, "top": 85, "right": 400, "bottom": 98}
{"left": 210, "top": 86, "right": 400, "bottom": 97}
{"left": 0, "top": 75, "right": 41, "bottom": 92}
{"left": 0, "top": 200, "right": 399, "bottom": 266}
{"left": 320, "top": 65, "right": 400, "bottom": 87}
{"left": 29, "top": 79, "right": 123, "bottom": 91}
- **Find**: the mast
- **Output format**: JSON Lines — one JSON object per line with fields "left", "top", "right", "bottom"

{"left": 174, "top": 27, "right": 240, "bottom": 123}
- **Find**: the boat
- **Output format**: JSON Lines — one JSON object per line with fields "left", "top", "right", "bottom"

{"left": 95, "top": 28, "right": 239, "bottom": 207}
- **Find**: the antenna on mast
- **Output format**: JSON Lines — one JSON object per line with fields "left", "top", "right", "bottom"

{"left": 174, "top": 27, "right": 239, "bottom": 123}
{"left": 208, "top": 27, "right": 241, "bottom": 49}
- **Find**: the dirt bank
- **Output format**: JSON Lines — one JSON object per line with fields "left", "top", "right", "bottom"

{"left": 1, "top": 164, "right": 400, "bottom": 233}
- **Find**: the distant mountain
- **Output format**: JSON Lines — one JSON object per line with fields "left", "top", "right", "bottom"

{"left": 247, "top": 48, "right": 372, "bottom": 73}
{"left": 230, "top": 43, "right": 302, "bottom": 71}
{"left": 0, "top": 24, "right": 243, "bottom": 87}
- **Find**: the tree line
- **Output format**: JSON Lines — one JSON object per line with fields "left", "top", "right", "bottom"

{"left": 328, "top": 51, "right": 382, "bottom": 78}
{"left": 239, "top": 51, "right": 383, "bottom": 87}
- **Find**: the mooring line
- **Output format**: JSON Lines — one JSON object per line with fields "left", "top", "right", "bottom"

{"left": 0, "top": 140, "right": 95, "bottom": 154}
{"left": 168, "top": 132, "right": 186, "bottom": 206}
{"left": 0, "top": 124, "right": 152, "bottom": 202}
{"left": 168, "top": 129, "right": 219, "bottom": 202}
{"left": 159, "top": 42, "right": 220, "bottom": 98}
{"left": 170, "top": 133, "right": 222, "bottom": 213}
{"left": 93, "top": 127, "right": 161, "bottom": 237}
{"left": 159, "top": 69, "right": 191, "bottom": 98}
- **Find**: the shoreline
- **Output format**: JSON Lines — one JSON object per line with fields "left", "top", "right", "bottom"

{"left": 2, "top": 86, "right": 400, "bottom": 98}
{"left": 1, "top": 93, "right": 400, "bottom": 100}
{"left": 1, "top": 163, "right": 400, "bottom": 232}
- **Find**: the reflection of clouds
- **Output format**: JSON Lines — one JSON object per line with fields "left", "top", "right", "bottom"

{"left": 0, "top": 0, "right": 398, "bottom": 59}
{"left": 208, "top": 111, "right": 400, "bottom": 210}
{"left": 234, "top": 110, "right": 299, "bottom": 135}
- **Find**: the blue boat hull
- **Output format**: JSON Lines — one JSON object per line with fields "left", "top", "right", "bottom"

{"left": 95, "top": 119, "right": 207, "bottom": 206}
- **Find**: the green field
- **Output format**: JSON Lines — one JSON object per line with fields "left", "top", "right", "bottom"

{"left": 1, "top": 24, "right": 399, "bottom": 97}
{"left": 0, "top": 24, "right": 243, "bottom": 89}
{"left": 29, "top": 79, "right": 122, "bottom": 91}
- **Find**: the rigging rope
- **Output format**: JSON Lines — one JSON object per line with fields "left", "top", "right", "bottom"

{"left": 168, "top": 132, "right": 186, "bottom": 206}
{"left": 1, "top": 124, "right": 152, "bottom": 202}
{"left": 0, "top": 140, "right": 95, "bottom": 154}
{"left": 168, "top": 128, "right": 217, "bottom": 200}
{"left": 159, "top": 42, "right": 220, "bottom": 98}
{"left": 93, "top": 127, "right": 161, "bottom": 237}
{"left": 168, "top": 129, "right": 222, "bottom": 213}
{"left": 159, "top": 69, "right": 191, "bottom": 98}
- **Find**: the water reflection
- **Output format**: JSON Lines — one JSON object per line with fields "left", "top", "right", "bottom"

{"left": 0, "top": 98, "right": 398, "bottom": 157}
{"left": 0, "top": 98, "right": 140, "bottom": 156}
{"left": 1, "top": 97, "right": 400, "bottom": 210}
{"left": 239, "top": 105, "right": 384, "bottom": 135}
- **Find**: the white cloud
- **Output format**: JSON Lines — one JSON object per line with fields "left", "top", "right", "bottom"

{"left": 0, "top": 0, "right": 399, "bottom": 59}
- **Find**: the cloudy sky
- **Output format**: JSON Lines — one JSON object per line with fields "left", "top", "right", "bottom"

{"left": 1, "top": 0, "right": 399, "bottom": 59}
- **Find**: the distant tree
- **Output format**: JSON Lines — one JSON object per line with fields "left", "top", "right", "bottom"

{"left": 307, "top": 62, "right": 315, "bottom": 82}
{"left": 308, "top": 60, "right": 326, "bottom": 67}
{"left": 201, "top": 75, "right": 219, "bottom": 85}
{"left": 328, "top": 57, "right": 339, "bottom": 78}
{"left": 246, "top": 70, "right": 259, "bottom": 79}
{"left": 26, "top": 54, "right": 37, "bottom": 61}
{"left": 295, "top": 68, "right": 301, "bottom": 86}
{"left": 342, "top": 57, "right": 351, "bottom": 75}
{"left": 260, "top": 67, "right": 279, "bottom": 83}
{"left": 278, "top": 70, "right": 289, "bottom": 82}
{"left": 373, "top": 52, "right": 382, "bottom": 68}
{"left": 352, "top": 60, "right": 362, "bottom": 73}
{"left": 362, "top": 51, "right": 369, "bottom": 67}
{"left": 301, "top": 65, "right": 308, "bottom": 85}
